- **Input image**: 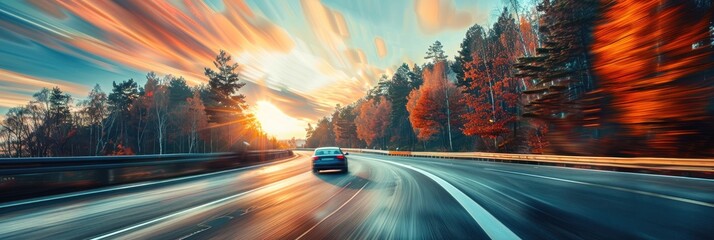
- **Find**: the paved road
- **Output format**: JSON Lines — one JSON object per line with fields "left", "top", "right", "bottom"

{"left": 1, "top": 151, "right": 712, "bottom": 239}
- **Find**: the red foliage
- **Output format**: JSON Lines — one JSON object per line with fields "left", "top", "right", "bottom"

{"left": 460, "top": 46, "right": 519, "bottom": 147}
{"left": 407, "top": 62, "right": 464, "bottom": 142}
{"left": 591, "top": 0, "right": 714, "bottom": 156}
{"left": 355, "top": 96, "right": 392, "bottom": 146}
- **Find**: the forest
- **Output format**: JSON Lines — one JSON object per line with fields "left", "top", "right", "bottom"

{"left": 305, "top": 0, "right": 714, "bottom": 158}
{"left": 0, "top": 50, "right": 284, "bottom": 157}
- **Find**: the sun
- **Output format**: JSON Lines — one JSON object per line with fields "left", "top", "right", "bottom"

{"left": 252, "top": 101, "right": 305, "bottom": 139}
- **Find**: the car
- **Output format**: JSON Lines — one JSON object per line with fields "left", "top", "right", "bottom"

{"left": 312, "top": 147, "right": 349, "bottom": 173}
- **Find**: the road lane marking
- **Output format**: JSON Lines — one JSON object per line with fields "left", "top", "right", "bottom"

{"left": 0, "top": 154, "right": 302, "bottom": 209}
{"left": 295, "top": 182, "right": 368, "bottom": 240}
{"left": 361, "top": 156, "right": 521, "bottom": 240}
{"left": 89, "top": 171, "right": 311, "bottom": 240}
{"left": 487, "top": 168, "right": 714, "bottom": 208}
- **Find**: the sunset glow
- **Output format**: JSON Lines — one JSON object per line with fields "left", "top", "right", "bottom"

{"left": 0, "top": 0, "right": 500, "bottom": 129}
{"left": 253, "top": 101, "right": 306, "bottom": 139}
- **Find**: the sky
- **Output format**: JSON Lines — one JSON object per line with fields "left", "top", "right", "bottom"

{"left": 0, "top": 0, "right": 505, "bottom": 139}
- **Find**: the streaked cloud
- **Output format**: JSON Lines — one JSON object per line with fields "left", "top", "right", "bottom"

{"left": 374, "top": 37, "right": 387, "bottom": 58}
{"left": 0, "top": 0, "right": 506, "bottom": 138}
{"left": 415, "top": 0, "right": 474, "bottom": 34}
{"left": 0, "top": 69, "right": 88, "bottom": 108}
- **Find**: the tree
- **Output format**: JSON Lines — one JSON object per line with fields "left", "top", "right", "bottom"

{"left": 47, "top": 87, "right": 73, "bottom": 156}
{"left": 78, "top": 84, "right": 108, "bottom": 155}
{"left": 407, "top": 62, "right": 464, "bottom": 150}
{"left": 453, "top": 24, "right": 487, "bottom": 89}
{"left": 108, "top": 79, "right": 139, "bottom": 153}
{"left": 425, "top": 40, "right": 448, "bottom": 63}
{"left": 589, "top": 0, "right": 714, "bottom": 157}
{"left": 142, "top": 72, "right": 170, "bottom": 154}
{"left": 332, "top": 104, "right": 359, "bottom": 148}
{"left": 514, "top": 0, "right": 599, "bottom": 154}
{"left": 408, "top": 64, "right": 424, "bottom": 88}
{"left": 166, "top": 76, "right": 196, "bottom": 153}
{"left": 355, "top": 97, "right": 392, "bottom": 148}
{"left": 1, "top": 106, "right": 31, "bottom": 157}
{"left": 179, "top": 90, "right": 208, "bottom": 153}
{"left": 204, "top": 50, "right": 247, "bottom": 124}
{"left": 204, "top": 50, "right": 248, "bottom": 151}
{"left": 305, "top": 117, "right": 335, "bottom": 148}
{"left": 386, "top": 64, "right": 418, "bottom": 149}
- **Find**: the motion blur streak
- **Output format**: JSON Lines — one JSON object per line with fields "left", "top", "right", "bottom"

{"left": 590, "top": 0, "right": 714, "bottom": 156}
{"left": 1, "top": 152, "right": 712, "bottom": 239}
{"left": 52, "top": 0, "right": 294, "bottom": 84}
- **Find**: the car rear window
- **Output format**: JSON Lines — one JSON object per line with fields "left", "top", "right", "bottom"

{"left": 315, "top": 149, "right": 341, "bottom": 155}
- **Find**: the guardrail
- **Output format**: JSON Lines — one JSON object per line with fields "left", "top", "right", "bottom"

{"left": 296, "top": 148, "right": 714, "bottom": 178}
{"left": 0, "top": 150, "right": 294, "bottom": 202}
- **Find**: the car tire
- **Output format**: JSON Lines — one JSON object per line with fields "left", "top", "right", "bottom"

{"left": 342, "top": 167, "right": 348, "bottom": 173}
{"left": 312, "top": 168, "right": 319, "bottom": 174}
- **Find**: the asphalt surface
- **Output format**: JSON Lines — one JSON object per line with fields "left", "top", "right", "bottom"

{"left": 0, "top": 151, "right": 712, "bottom": 239}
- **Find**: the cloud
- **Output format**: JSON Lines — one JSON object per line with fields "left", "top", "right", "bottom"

{"left": 0, "top": 69, "right": 88, "bottom": 108}
{"left": 374, "top": 37, "right": 387, "bottom": 58}
{"left": 23, "top": 0, "right": 296, "bottom": 85}
{"left": 414, "top": 0, "right": 474, "bottom": 34}
{"left": 0, "top": 0, "right": 392, "bottom": 125}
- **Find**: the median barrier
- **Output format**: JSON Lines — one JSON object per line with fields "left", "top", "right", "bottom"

{"left": 0, "top": 150, "right": 294, "bottom": 202}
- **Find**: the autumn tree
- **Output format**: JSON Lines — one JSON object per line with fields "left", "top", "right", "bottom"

{"left": 589, "top": 0, "right": 714, "bottom": 157}
{"left": 355, "top": 97, "right": 392, "bottom": 148}
{"left": 453, "top": 25, "right": 488, "bottom": 90}
{"left": 407, "top": 62, "right": 464, "bottom": 150}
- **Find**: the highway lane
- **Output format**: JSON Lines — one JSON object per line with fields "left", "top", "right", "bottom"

{"left": 0, "top": 151, "right": 712, "bottom": 239}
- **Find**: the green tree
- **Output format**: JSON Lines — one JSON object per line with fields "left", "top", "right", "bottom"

{"left": 47, "top": 87, "right": 73, "bottom": 156}
{"left": 108, "top": 79, "right": 139, "bottom": 153}
{"left": 204, "top": 50, "right": 247, "bottom": 124}
{"left": 425, "top": 40, "right": 448, "bottom": 63}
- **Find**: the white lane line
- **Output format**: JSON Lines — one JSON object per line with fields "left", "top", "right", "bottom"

{"left": 90, "top": 172, "right": 310, "bottom": 240}
{"left": 295, "top": 182, "right": 368, "bottom": 240}
{"left": 362, "top": 156, "right": 521, "bottom": 240}
{"left": 0, "top": 154, "right": 302, "bottom": 209}
{"left": 487, "top": 168, "right": 714, "bottom": 208}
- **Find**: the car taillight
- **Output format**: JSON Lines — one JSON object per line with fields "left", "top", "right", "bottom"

{"left": 312, "top": 156, "right": 319, "bottom": 161}
{"left": 336, "top": 155, "right": 345, "bottom": 160}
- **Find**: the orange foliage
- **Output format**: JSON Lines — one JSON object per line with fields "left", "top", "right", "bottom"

{"left": 591, "top": 0, "right": 714, "bottom": 155}
{"left": 407, "top": 62, "right": 464, "bottom": 142}
{"left": 355, "top": 96, "right": 392, "bottom": 146}
{"left": 519, "top": 16, "right": 538, "bottom": 56}
{"left": 461, "top": 46, "right": 519, "bottom": 145}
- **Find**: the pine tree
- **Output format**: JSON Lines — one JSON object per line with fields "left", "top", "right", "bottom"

{"left": 108, "top": 79, "right": 139, "bottom": 152}
{"left": 425, "top": 40, "right": 448, "bottom": 63}
{"left": 453, "top": 25, "right": 486, "bottom": 89}
{"left": 204, "top": 50, "right": 247, "bottom": 124}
